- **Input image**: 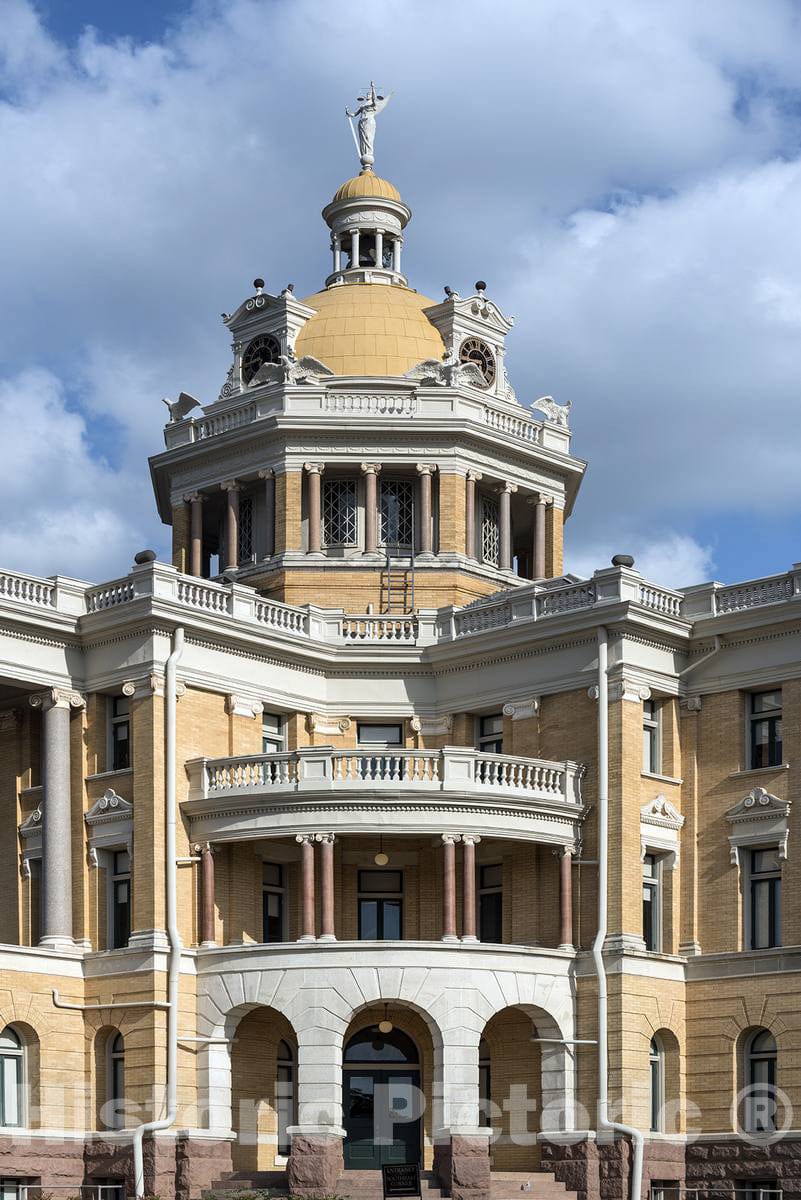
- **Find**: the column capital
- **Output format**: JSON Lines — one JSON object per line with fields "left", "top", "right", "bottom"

{"left": 193, "top": 842, "right": 216, "bottom": 855}
{"left": 315, "top": 832, "right": 336, "bottom": 844}
{"left": 304, "top": 462, "right": 325, "bottom": 475}
{"left": 466, "top": 470, "right": 483, "bottom": 483}
{"left": 30, "top": 688, "right": 85, "bottom": 712}
{"left": 416, "top": 463, "right": 437, "bottom": 476}
{"left": 183, "top": 491, "right": 203, "bottom": 504}
{"left": 553, "top": 845, "right": 574, "bottom": 859}
{"left": 220, "top": 479, "right": 240, "bottom": 493}
{"left": 258, "top": 468, "right": 275, "bottom": 480}
{"left": 501, "top": 482, "right": 518, "bottom": 495}
{"left": 441, "top": 833, "right": 461, "bottom": 845}
{"left": 296, "top": 833, "right": 316, "bottom": 845}
{"left": 360, "top": 462, "right": 382, "bottom": 475}
{"left": 461, "top": 834, "right": 482, "bottom": 846}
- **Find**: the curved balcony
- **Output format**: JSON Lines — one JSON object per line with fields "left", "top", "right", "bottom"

{"left": 182, "top": 747, "right": 585, "bottom": 845}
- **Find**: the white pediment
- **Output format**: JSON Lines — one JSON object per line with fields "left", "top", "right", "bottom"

{"left": 85, "top": 788, "right": 133, "bottom": 827}
{"left": 726, "top": 787, "right": 791, "bottom": 866}
{"left": 85, "top": 789, "right": 134, "bottom": 863}
{"left": 640, "top": 794, "right": 684, "bottom": 868}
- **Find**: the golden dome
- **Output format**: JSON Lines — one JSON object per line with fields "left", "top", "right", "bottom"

{"left": 296, "top": 283, "right": 445, "bottom": 377}
{"left": 332, "top": 172, "right": 402, "bottom": 203}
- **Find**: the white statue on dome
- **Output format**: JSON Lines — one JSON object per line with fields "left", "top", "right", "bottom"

{"left": 346, "top": 82, "right": 392, "bottom": 171}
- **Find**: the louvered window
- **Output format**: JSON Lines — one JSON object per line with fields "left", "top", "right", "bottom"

{"left": 322, "top": 479, "right": 357, "bottom": 546}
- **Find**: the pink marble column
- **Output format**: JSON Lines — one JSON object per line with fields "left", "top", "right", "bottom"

{"left": 462, "top": 835, "right": 480, "bottom": 942}
{"left": 199, "top": 842, "right": 216, "bottom": 947}
{"left": 559, "top": 847, "right": 574, "bottom": 950}
{"left": 417, "top": 464, "right": 435, "bottom": 556}
{"left": 442, "top": 834, "right": 459, "bottom": 942}
{"left": 186, "top": 492, "right": 204, "bottom": 577}
{"left": 221, "top": 480, "right": 240, "bottom": 570}
{"left": 361, "top": 463, "right": 381, "bottom": 555}
{"left": 465, "top": 471, "right": 482, "bottom": 560}
{"left": 296, "top": 834, "right": 316, "bottom": 941}
{"left": 304, "top": 464, "right": 324, "bottom": 554}
{"left": 318, "top": 833, "right": 336, "bottom": 941}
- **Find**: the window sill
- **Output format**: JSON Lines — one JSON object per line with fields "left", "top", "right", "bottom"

{"left": 86, "top": 767, "right": 133, "bottom": 783}
{"left": 641, "top": 771, "right": 682, "bottom": 786}
{"left": 729, "top": 764, "right": 790, "bottom": 779}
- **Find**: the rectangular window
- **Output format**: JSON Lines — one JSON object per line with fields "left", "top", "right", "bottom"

{"left": 479, "top": 863, "right": 503, "bottom": 943}
{"left": 263, "top": 862, "right": 286, "bottom": 943}
{"left": 480, "top": 495, "right": 499, "bottom": 566}
{"left": 109, "top": 696, "right": 130, "bottom": 772}
{"left": 263, "top": 713, "right": 285, "bottom": 754}
{"left": 737, "top": 1182, "right": 779, "bottom": 1200}
{"left": 357, "top": 723, "right": 403, "bottom": 746}
{"left": 642, "top": 853, "right": 661, "bottom": 952}
{"left": 379, "top": 479, "right": 414, "bottom": 548}
{"left": 749, "top": 847, "right": 781, "bottom": 950}
{"left": 650, "top": 1183, "right": 681, "bottom": 1200}
{"left": 749, "top": 690, "right": 783, "bottom": 770}
{"left": 111, "top": 850, "right": 131, "bottom": 949}
{"left": 642, "top": 699, "right": 660, "bottom": 774}
{"left": 477, "top": 714, "right": 504, "bottom": 755}
{"left": 238, "top": 493, "right": 254, "bottom": 562}
{"left": 358, "top": 869, "right": 403, "bottom": 940}
{"left": 323, "top": 479, "right": 358, "bottom": 547}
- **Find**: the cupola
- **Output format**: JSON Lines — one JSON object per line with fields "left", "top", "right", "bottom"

{"left": 322, "top": 168, "right": 411, "bottom": 287}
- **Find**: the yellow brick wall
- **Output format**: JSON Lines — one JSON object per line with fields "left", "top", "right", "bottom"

{"left": 274, "top": 469, "right": 302, "bottom": 554}
{"left": 231, "top": 1005, "right": 296, "bottom": 1172}
{"left": 545, "top": 505, "right": 564, "bottom": 577}
{"left": 260, "top": 565, "right": 504, "bottom": 613}
{"left": 171, "top": 500, "right": 190, "bottom": 572}
{"left": 483, "top": 1007, "right": 542, "bottom": 1169}
{"left": 438, "top": 472, "right": 466, "bottom": 557}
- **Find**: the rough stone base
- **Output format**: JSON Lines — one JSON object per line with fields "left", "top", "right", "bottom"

{"left": 540, "top": 1138, "right": 601, "bottom": 1200}
{"left": 686, "top": 1137, "right": 801, "bottom": 1200}
{"left": 287, "top": 1133, "right": 344, "bottom": 1196}
{"left": 434, "top": 1136, "right": 491, "bottom": 1200}
{"left": 0, "top": 1133, "right": 234, "bottom": 1200}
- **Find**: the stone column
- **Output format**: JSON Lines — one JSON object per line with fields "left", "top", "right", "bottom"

{"left": 185, "top": 492, "right": 204, "bottom": 577}
{"left": 317, "top": 833, "right": 336, "bottom": 942}
{"left": 462, "top": 835, "right": 480, "bottom": 942}
{"left": 350, "top": 229, "right": 360, "bottom": 269}
{"left": 258, "top": 469, "right": 276, "bottom": 559}
{"left": 221, "top": 480, "right": 240, "bottom": 570}
{"left": 304, "top": 463, "right": 324, "bottom": 555}
{"left": 558, "top": 847, "right": 574, "bottom": 950}
{"left": 332, "top": 234, "right": 341, "bottom": 274}
{"left": 417, "top": 464, "right": 435, "bottom": 556}
{"left": 199, "top": 843, "right": 216, "bottom": 947}
{"left": 533, "top": 493, "right": 548, "bottom": 580}
{"left": 374, "top": 229, "right": 384, "bottom": 268}
{"left": 30, "top": 688, "right": 85, "bottom": 948}
{"left": 499, "top": 482, "right": 517, "bottom": 571}
{"left": 441, "top": 834, "right": 459, "bottom": 942}
{"left": 361, "top": 463, "right": 381, "bottom": 555}
{"left": 296, "top": 834, "right": 316, "bottom": 941}
{"left": 393, "top": 237, "right": 402, "bottom": 274}
{"left": 465, "top": 471, "right": 482, "bottom": 560}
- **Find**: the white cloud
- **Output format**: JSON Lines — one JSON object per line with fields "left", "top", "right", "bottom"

{"left": 567, "top": 533, "right": 715, "bottom": 591}
{"left": 2, "top": 0, "right": 801, "bottom": 582}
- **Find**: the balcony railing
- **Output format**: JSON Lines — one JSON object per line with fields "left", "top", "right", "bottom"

{"left": 186, "top": 747, "right": 585, "bottom": 808}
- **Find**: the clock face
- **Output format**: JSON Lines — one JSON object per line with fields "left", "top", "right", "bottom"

{"left": 459, "top": 337, "right": 496, "bottom": 387}
{"left": 241, "top": 334, "right": 281, "bottom": 384}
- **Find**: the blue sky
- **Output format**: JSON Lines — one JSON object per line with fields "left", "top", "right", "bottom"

{"left": 3, "top": 0, "right": 801, "bottom": 587}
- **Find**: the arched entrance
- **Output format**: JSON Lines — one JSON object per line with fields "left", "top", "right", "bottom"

{"left": 343, "top": 1021, "right": 422, "bottom": 1169}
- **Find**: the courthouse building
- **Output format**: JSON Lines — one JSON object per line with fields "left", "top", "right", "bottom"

{"left": 1, "top": 111, "right": 800, "bottom": 1200}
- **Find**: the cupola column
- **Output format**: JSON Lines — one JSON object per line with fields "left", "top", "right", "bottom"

{"left": 296, "top": 834, "right": 316, "bottom": 941}
{"left": 221, "top": 480, "right": 240, "bottom": 570}
{"left": 461, "top": 834, "right": 480, "bottom": 943}
{"left": 185, "top": 492, "right": 204, "bottom": 577}
{"left": 533, "top": 492, "right": 549, "bottom": 579}
{"left": 332, "top": 234, "right": 342, "bottom": 274}
{"left": 499, "top": 482, "right": 517, "bottom": 571}
{"left": 304, "top": 464, "right": 325, "bottom": 555}
{"left": 416, "top": 464, "right": 435, "bottom": 556}
{"left": 441, "top": 833, "right": 460, "bottom": 942}
{"left": 392, "top": 236, "right": 402, "bottom": 274}
{"left": 259, "top": 469, "right": 276, "bottom": 558}
{"left": 350, "top": 229, "right": 360, "bottom": 269}
{"left": 465, "top": 471, "right": 482, "bottom": 560}
{"left": 317, "top": 833, "right": 336, "bottom": 941}
{"left": 374, "top": 229, "right": 383, "bottom": 268}
{"left": 30, "top": 688, "right": 85, "bottom": 948}
{"left": 361, "top": 463, "right": 382, "bottom": 555}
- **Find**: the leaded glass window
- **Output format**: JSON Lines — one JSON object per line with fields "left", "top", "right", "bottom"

{"left": 379, "top": 480, "right": 414, "bottom": 548}
{"left": 481, "top": 495, "right": 499, "bottom": 566}
{"left": 323, "top": 479, "right": 357, "bottom": 546}
{"left": 238, "top": 494, "right": 253, "bottom": 562}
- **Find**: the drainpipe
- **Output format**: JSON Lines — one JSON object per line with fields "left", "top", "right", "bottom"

{"left": 592, "top": 627, "right": 644, "bottom": 1199}
{"left": 132, "top": 627, "right": 185, "bottom": 1197}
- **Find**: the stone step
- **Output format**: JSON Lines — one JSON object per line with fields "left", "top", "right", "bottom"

{"left": 206, "top": 1170, "right": 288, "bottom": 1193}
{"left": 335, "top": 1170, "right": 444, "bottom": 1199}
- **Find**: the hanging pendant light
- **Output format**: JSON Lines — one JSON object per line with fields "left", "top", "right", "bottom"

{"left": 374, "top": 833, "right": 389, "bottom": 867}
{"left": 378, "top": 1003, "right": 393, "bottom": 1035}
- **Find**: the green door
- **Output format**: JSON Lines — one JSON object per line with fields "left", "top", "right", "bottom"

{"left": 343, "top": 1069, "right": 421, "bottom": 1169}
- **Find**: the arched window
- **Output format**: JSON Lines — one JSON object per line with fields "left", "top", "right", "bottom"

{"left": 0, "top": 1027, "right": 23, "bottom": 1127}
{"left": 276, "top": 1039, "right": 295, "bottom": 1157}
{"left": 108, "top": 1033, "right": 125, "bottom": 1131}
{"left": 745, "top": 1029, "right": 777, "bottom": 1133}
{"left": 344, "top": 1026, "right": 418, "bottom": 1064}
{"left": 478, "top": 1037, "right": 491, "bottom": 1128}
{"left": 649, "top": 1037, "right": 664, "bottom": 1132}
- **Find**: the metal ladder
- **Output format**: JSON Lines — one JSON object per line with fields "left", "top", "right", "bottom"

{"left": 383, "top": 536, "right": 416, "bottom": 614}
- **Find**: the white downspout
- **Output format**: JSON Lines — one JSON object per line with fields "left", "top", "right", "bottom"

{"left": 592, "top": 627, "right": 644, "bottom": 1199}
{"left": 133, "top": 627, "right": 185, "bottom": 1197}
